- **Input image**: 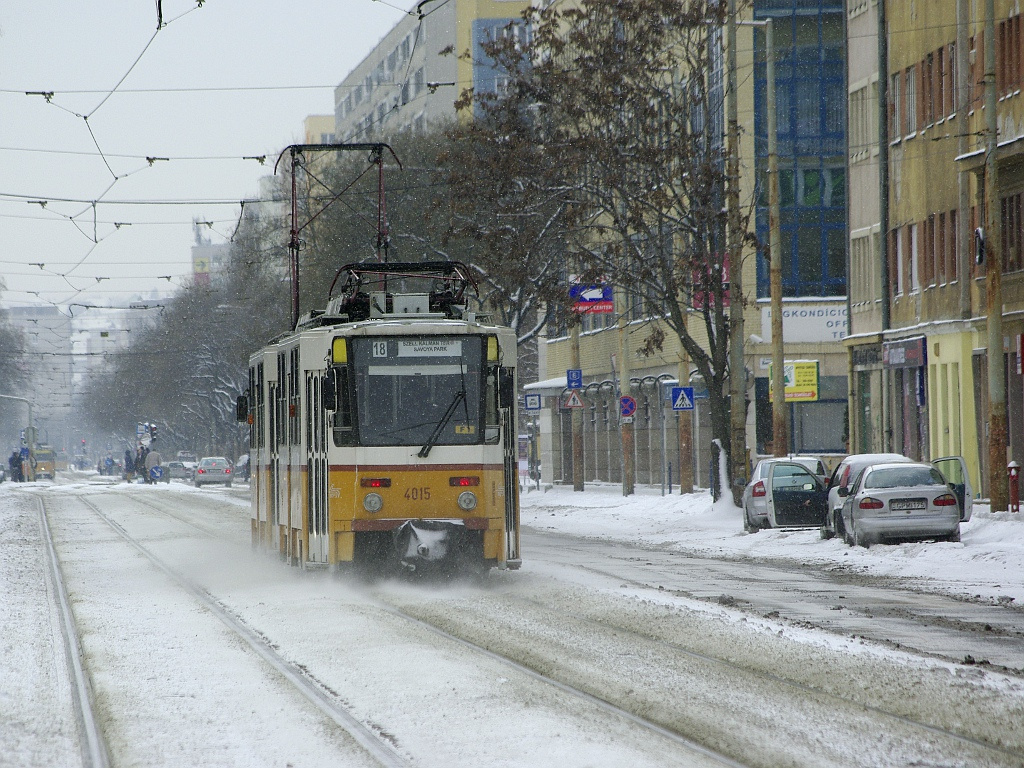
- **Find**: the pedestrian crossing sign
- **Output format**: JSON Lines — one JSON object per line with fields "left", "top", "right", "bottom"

{"left": 671, "top": 386, "right": 695, "bottom": 411}
{"left": 563, "top": 390, "right": 585, "bottom": 409}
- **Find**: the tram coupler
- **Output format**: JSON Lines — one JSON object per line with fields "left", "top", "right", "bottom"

{"left": 393, "top": 519, "right": 469, "bottom": 573}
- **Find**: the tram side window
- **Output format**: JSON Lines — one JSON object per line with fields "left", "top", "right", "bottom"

{"left": 331, "top": 366, "right": 355, "bottom": 446}
{"left": 485, "top": 368, "right": 500, "bottom": 444}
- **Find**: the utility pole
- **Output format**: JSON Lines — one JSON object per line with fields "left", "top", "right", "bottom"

{"left": 727, "top": 0, "right": 746, "bottom": 501}
{"left": 956, "top": 0, "right": 971, "bottom": 321}
{"left": 984, "top": 0, "right": 1007, "bottom": 511}
{"left": 677, "top": 354, "right": 694, "bottom": 493}
{"left": 618, "top": 304, "right": 634, "bottom": 496}
{"left": 878, "top": 0, "right": 893, "bottom": 453}
{"left": 765, "top": 17, "right": 787, "bottom": 458}
{"left": 570, "top": 320, "right": 584, "bottom": 492}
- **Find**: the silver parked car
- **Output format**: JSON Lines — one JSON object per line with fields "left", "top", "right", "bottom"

{"left": 742, "top": 459, "right": 828, "bottom": 532}
{"left": 165, "top": 461, "right": 193, "bottom": 481}
{"left": 838, "top": 462, "right": 964, "bottom": 547}
{"left": 194, "top": 456, "right": 233, "bottom": 488}
{"left": 820, "top": 453, "right": 913, "bottom": 540}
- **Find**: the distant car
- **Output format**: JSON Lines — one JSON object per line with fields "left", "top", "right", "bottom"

{"left": 820, "top": 453, "right": 914, "bottom": 540}
{"left": 194, "top": 456, "right": 232, "bottom": 488}
{"left": 165, "top": 461, "right": 193, "bottom": 481}
{"left": 838, "top": 462, "right": 964, "bottom": 547}
{"left": 742, "top": 459, "right": 828, "bottom": 532}
{"left": 235, "top": 454, "right": 250, "bottom": 482}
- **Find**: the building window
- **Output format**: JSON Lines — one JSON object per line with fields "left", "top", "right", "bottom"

{"left": 849, "top": 83, "right": 877, "bottom": 162}
{"left": 1003, "top": 192, "right": 1024, "bottom": 273}
{"left": 937, "top": 211, "right": 947, "bottom": 284}
{"left": 905, "top": 66, "right": 917, "bottom": 135}
{"left": 889, "top": 71, "right": 901, "bottom": 143}
{"left": 910, "top": 222, "right": 920, "bottom": 292}
{"left": 896, "top": 226, "right": 906, "bottom": 296}
{"left": 924, "top": 52, "right": 935, "bottom": 126}
{"left": 950, "top": 208, "right": 959, "bottom": 281}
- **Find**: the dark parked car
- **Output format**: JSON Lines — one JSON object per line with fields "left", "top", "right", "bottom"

{"left": 194, "top": 457, "right": 233, "bottom": 488}
{"left": 235, "top": 454, "right": 250, "bottom": 482}
{"left": 743, "top": 460, "right": 828, "bottom": 531}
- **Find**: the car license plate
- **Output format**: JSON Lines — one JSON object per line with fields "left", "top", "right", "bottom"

{"left": 890, "top": 498, "right": 926, "bottom": 511}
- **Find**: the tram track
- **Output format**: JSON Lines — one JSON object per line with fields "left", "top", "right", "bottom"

{"left": 367, "top": 571, "right": 1024, "bottom": 767}
{"left": 63, "top": 493, "right": 409, "bottom": 768}
{"left": 43, "top": 486, "right": 1024, "bottom": 766}
{"left": 70, "top": 489, "right": 750, "bottom": 767}
{"left": 35, "top": 495, "right": 111, "bottom": 768}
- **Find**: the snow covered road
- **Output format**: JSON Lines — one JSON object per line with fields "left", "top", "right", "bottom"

{"left": 3, "top": 476, "right": 1024, "bottom": 767}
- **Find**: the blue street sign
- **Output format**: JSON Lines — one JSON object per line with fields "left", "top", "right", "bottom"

{"left": 149, "top": 465, "right": 164, "bottom": 481}
{"left": 524, "top": 393, "right": 542, "bottom": 411}
{"left": 671, "top": 386, "right": 695, "bottom": 411}
{"left": 619, "top": 395, "right": 637, "bottom": 418}
{"left": 567, "top": 369, "right": 583, "bottom": 389}
{"left": 569, "top": 284, "right": 614, "bottom": 314}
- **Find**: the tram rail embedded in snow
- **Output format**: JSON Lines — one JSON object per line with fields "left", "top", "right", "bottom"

{"left": 237, "top": 260, "right": 521, "bottom": 576}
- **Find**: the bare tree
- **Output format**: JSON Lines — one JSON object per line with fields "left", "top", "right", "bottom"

{"left": 455, "top": 0, "right": 755, "bottom": 488}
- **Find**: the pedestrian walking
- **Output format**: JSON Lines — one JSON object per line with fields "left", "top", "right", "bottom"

{"left": 144, "top": 447, "right": 162, "bottom": 484}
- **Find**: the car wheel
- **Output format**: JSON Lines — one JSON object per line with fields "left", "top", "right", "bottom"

{"left": 834, "top": 511, "right": 846, "bottom": 541}
{"left": 819, "top": 522, "right": 834, "bottom": 540}
{"left": 843, "top": 516, "right": 855, "bottom": 547}
{"left": 852, "top": 521, "right": 871, "bottom": 548}
{"left": 743, "top": 509, "right": 758, "bottom": 533}
{"left": 226, "top": 482, "right": 232, "bottom": 488}
{"left": 945, "top": 526, "right": 961, "bottom": 543}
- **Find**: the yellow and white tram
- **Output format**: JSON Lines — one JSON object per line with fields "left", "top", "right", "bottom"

{"left": 237, "top": 261, "right": 521, "bottom": 575}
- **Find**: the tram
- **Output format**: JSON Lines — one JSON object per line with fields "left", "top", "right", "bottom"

{"left": 237, "top": 261, "right": 521, "bottom": 575}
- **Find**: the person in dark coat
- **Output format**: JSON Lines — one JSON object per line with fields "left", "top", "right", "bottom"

{"left": 124, "top": 449, "right": 135, "bottom": 481}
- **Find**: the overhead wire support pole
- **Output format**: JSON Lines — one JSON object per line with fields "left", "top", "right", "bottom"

{"left": 727, "top": 0, "right": 746, "bottom": 503}
{"left": 274, "top": 142, "right": 401, "bottom": 329}
{"left": 735, "top": 16, "right": 781, "bottom": 457}
{"left": 983, "top": 0, "right": 1007, "bottom": 512}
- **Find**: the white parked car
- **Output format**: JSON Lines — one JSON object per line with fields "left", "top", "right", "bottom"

{"left": 820, "top": 454, "right": 913, "bottom": 540}
{"left": 837, "top": 462, "right": 966, "bottom": 547}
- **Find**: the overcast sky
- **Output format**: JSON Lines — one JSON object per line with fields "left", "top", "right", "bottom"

{"left": 0, "top": 0, "right": 408, "bottom": 312}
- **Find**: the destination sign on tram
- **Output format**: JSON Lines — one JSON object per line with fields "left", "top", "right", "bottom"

{"left": 397, "top": 339, "right": 463, "bottom": 357}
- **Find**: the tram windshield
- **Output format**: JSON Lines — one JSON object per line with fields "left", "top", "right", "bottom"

{"left": 346, "top": 336, "right": 487, "bottom": 447}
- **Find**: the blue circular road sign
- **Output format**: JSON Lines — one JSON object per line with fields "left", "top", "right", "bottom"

{"left": 619, "top": 395, "right": 637, "bottom": 417}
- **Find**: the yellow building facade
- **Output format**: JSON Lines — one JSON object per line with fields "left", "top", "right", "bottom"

{"left": 846, "top": 0, "right": 1024, "bottom": 498}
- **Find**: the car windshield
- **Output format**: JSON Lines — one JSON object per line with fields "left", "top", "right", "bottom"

{"left": 865, "top": 466, "right": 945, "bottom": 489}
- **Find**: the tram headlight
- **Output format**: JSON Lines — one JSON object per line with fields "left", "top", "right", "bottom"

{"left": 363, "top": 492, "right": 383, "bottom": 513}
{"left": 457, "top": 491, "right": 478, "bottom": 511}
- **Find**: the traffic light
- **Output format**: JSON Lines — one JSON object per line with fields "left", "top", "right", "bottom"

{"left": 149, "top": 423, "right": 157, "bottom": 442}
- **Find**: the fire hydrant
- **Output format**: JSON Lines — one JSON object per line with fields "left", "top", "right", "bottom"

{"left": 1009, "top": 461, "right": 1020, "bottom": 514}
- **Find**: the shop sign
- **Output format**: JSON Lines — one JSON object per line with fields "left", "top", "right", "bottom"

{"left": 883, "top": 336, "right": 927, "bottom": 368}
{"left": 851, "top": 344, "right": 882, "bottom": 369}
{"left": 768, "top": 360, "right": 819, "bottom": 402}
{"left": 760, "top": 301, "right": 847, "bottom": 342}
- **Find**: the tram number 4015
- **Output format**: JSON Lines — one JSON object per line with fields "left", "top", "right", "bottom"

{"left": 405, "top": 487, "right": 431, "bottom": 500}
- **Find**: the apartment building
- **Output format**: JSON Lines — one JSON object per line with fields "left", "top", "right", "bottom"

{"left": 334, "top": 0, "right": 531, "bottom": 139}
{"left": 845, "top": 0, "right": 1024, "bottom": 497}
